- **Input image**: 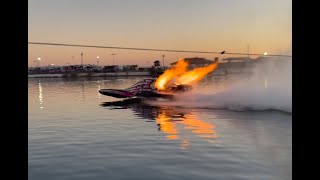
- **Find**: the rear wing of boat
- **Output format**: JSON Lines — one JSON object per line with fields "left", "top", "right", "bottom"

{"left": 125, "top": 78, "right": 156, "bottom": 94}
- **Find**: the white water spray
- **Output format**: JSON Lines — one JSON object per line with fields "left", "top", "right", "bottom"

{"left": 148, "top": 57, "right": 292, "bottom": 113}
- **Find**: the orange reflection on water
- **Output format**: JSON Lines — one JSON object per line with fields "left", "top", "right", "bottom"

{"left": 155, "top": 108, "right": 218, "bottom": 148}
{"left": 181, "top": 114, "right": 219, "bottom": 139}
{"left": 156, "top": 112, "right": 179, "bottom": 140}
{"left": 180, "top": 139, "right": 189, "bottom": 149}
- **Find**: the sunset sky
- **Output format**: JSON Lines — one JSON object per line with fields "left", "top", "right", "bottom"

{"left": 28, "top": 0, "right": 292, "bottom": 67}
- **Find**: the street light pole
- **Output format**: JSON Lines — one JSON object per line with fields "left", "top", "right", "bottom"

{"left": 247, "top": 44, "right": 250, "bottom": 59}
{"left": 81, "top": 52, "right": 83, "bottom": 66}
{"left": 97, "top": 56, "right": 100, "bottom": 66}
{"left": 162, "top": 54, "right": 165, "bottom": 69}
{"left": 37, "top": 57, "right": 41, "bottom": 67}
{"left": 111, "top": 53, "right": 116, "bottom": 66}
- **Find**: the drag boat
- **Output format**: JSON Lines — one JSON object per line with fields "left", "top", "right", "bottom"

{"left": 98, "top": 78, "right": 192, "bottom": 99}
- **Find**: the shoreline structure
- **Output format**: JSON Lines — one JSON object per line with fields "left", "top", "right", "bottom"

{"left": 28, "top": 56, "right": 277, "bottom": 78}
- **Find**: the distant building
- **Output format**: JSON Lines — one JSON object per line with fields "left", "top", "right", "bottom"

{"left": 170, "top": 57, "right": 217, "bottom": 70}
{"left": 168, "top": 56, "right": 266, "bottom": 75}
{"left": 123, "top": 65, "right": 138, "bottom": 71}
{"left": 222, "top": 57, "right": 255, "bottom": 63}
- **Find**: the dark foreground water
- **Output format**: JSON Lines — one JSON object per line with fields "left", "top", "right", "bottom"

{"left": 28, "top": 76, "right": 292, "bottom": 180}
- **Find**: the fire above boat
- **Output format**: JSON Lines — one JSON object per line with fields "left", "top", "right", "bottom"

{"left": 99, "top": 58, "right": 218, "bottom": 99}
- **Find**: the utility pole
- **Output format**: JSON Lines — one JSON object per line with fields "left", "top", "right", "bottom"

{"left": 81, "top": 52, "right": 83, "bottom": 66}
{"left": 247, "top": 44, "right": 250, "bottom": 59}
{"left": 96, "top": 56, "right": 100, "bottom": 66}
{"left": 162, "top": 54, "right": 165, "bottom": 69}
{"left": 37, "top": 57, "right": 41, "bottom": 67}
{"left": 111, "top": 53, "right": 116, "bottom": 66}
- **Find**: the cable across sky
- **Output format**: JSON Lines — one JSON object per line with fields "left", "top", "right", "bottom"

{"left": 28, "top": 42, "right": 292, "bottom": 58}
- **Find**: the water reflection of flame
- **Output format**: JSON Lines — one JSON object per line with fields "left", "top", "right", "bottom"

{"left": 181, "top": 114, "right": 218, "bottom": 139}
{"left": 156, "top": 112, "right": 179, "bottom": 140}
{"left": 101, "top": 100, "right": 219, "bottom": 149}
{"left": 180, "top": 139, "right": 189, "bottom": 149}
{"left": 155, "top": 108, "right": 219, "bottom": 148}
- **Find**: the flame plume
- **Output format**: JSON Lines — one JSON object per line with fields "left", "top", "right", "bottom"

{"left": 155, "top": 58, "right": 219, "bottom": 90}
{"left": 155, "top": 58, "right": 188, "bottom": 90}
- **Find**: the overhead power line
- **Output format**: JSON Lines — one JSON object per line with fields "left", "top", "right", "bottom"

{"left": 28, "top": 42, "right": 292, "bottom": 58}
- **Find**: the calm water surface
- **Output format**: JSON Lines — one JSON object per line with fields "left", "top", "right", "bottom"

{"left": 28, "top": 76, "right": 292, "bottom": 180}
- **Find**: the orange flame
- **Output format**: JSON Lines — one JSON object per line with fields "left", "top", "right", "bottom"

{"left": 177, "top": 62, "right": 218, "bottom": 85}
{"left": 155, "top": 58, "right": 219, "bottom": 90}
{"left": 155, "top": 58, "right": 188, "bottom": 90}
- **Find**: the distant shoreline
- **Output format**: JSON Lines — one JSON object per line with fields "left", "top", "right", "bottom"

{"left": 28, "top": 71, "right": 151, "bottom": 78}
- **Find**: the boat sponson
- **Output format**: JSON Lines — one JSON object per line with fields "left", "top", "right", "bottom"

{"left": 99, "top": 89, "right": 134, "bottom": 98}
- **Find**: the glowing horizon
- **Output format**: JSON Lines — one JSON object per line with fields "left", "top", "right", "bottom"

{"left": 28, "top": 0, "right": 292, "bottom": 67}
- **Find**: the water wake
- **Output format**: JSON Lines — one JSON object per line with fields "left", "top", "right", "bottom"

{"left": 147, "top": 57, "right": 292, "bottom": 113}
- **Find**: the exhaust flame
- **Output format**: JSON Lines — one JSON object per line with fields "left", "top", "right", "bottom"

{"left": 155, "top": 58, "right": 188, "bottom": 90}
{"left": 177, "top": 63, "right": 218, "bottom": 85}
{"left": 155, "top": 58, "right": 219, "bottom": 90}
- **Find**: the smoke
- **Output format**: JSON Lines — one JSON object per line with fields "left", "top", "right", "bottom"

{"left": 148, "top": 57, "right": 292, "bottom": 113}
